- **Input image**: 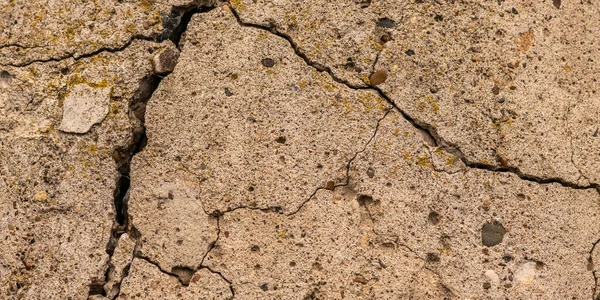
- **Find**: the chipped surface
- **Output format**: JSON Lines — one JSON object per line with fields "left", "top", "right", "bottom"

{"left": 2, "top": 1, "right": 600, "bottom": 299}
{"left": 117, "top": 258, "right": 232, "bottom": 299}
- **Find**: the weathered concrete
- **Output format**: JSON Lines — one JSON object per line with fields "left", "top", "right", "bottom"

{"left": 2, "top": 1, "right": 599, "bottom": 299}
{"left": 230, "top": 0, "right": 600, "bottom": 187}
{"left": 0, "top": 40, "right": 170, "bottom": 299}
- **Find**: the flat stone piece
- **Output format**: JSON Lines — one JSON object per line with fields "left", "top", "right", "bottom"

{"left": 59, "top": 84, "right": 111, "bottom": 133}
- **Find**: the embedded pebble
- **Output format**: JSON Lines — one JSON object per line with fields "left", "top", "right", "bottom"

{"left": 369, "top": 70, "right": 387, "bottom": 86}
{"left": 152, "top": 47, "right": 180, "bottom": 74}
{"left": 59, "top": 84, "right": 111, "bottom": 133}
{"left": 481, "top": 221, "right": 507, "bottom": 247}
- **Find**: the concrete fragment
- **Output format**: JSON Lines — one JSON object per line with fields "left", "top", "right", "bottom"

{"left": 104, "top": 234, "right": 136, "bottom": 299}
{"left": 59, "top": 84, "right": 111, "bottom": 133}
{"left": 117, "top": 258, "right": 232, "bottom": 300}
{"left": 0, "top": 1, "right": 205, "bottom": 66}
{"left": 130, "top": 178, "right": 218, "bottom": 273}
{"left": 129, "top": 7, "right": 390, "bottom": 219}
{"left": 0, "top": 40, "right": 165, "bottom": 299}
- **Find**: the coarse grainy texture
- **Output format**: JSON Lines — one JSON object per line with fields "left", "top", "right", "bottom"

{"left": 1, "top": 1, "right": 599, "bottom": 299}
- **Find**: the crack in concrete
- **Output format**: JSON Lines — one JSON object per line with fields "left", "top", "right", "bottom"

{"left": 204, "top": 107, "right": 390, "bottom": 218}
{"left": 87, "top": 3, "right": 223, "bottom": 299}
{"left": 589, "top": 238, "right": 600, "bottom": 300}
{"left": 226, "top": 7, "right": 600, "bottom": 295}
{"left": 88, "top": 3, "right": 600, "bottom": 298}
{"left": 227, "top": 3, "right": 600, "bottom": 195}
{"left": 0, "top": 36, "right": 156, "bottom": 68}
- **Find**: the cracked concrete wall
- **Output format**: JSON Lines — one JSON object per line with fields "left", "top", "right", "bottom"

{"left": 1, "top": 0, "right": 599, "bottom": 299}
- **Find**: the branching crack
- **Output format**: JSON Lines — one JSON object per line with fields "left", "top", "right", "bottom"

{"left": 227, "top": 3, "right": 600, "bottom": 194}
{"left": 90, "top": 3, "right": 218, "bottom": 299}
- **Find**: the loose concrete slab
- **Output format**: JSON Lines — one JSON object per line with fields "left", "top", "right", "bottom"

{"left": 59, "top": 84, "right": 111, "bottom": 134}
{"left": 0, "top": 40, "right": 168, "bottom": 299}
{"left": 104, "top": 234, "right": 136, "bottom": 299}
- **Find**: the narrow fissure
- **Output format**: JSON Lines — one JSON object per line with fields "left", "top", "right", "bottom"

{"left": 90, "top": 3, "right": 216, "bottom": 298}
{"left": 227, "top": 4, "right": 600, "bottom": 193}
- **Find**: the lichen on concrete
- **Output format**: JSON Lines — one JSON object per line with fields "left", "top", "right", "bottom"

{"left": 1, "top": 1, "right": 600, "bottom": 299}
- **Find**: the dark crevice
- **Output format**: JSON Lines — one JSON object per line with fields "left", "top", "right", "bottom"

{"left": 228, "top": 4, "right": 599, "bottom": 193}
{"left": 590, "top": 238, "right": 600, "bottom": 300}
{"left": 199, "top": 265, "right": 236, "bottom": 298}
{"left": 90, "top": 3, "right": 217, "bottom": 298}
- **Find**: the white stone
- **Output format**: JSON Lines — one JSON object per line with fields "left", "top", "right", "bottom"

{"left": 514, "top": 262, "right": 536, "bottom": 285}
{"left": 59, "top": 84, "right": 111, "bottom": 133}
{"left": 484, "top": 270, "right": 499, "bottom": 284}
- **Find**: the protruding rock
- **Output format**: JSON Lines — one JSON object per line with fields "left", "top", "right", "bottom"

{"left": 152, "top": 44, "right": 180, "bottom": 74}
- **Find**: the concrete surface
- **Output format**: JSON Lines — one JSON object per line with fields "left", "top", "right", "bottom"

{"left": 1, "top": 1, "right": 599, "bottom": 299}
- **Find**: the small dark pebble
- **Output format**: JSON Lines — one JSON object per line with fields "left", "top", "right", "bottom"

{"left": 366, "top": 167, "right": 375, "bottom": 178}
{"left": 511, "top": 7, "right": 518, "bottom": 14}
{"left": 502, "top": 255, "right": 513, "bottom": 262}
{"left": 430, "top": 87, "right": 438, "bottom": 93}
{"left": 261, "top": 58, "right": 275, "bottom": 68}
{"left": 492, "top": 86, "right": 500, "bottom": 95}
{"left": 325, "top": 181, "right": 335, "bottom": 191}
{"left": 434, "top": 15, "right": 443, "bottom": 21}
{"left": 426, "top": 252, "right": 440, "bottom": 263}
{"left": 428, "top": 211, "right": 440, "bottom": 225}
{"left": 481, "top": 221, "right": 507, "bottom": 247}
{"left": 593, "top": 128, "right": 598, "bottom": 137}
{"left": 380, "top": 34, "right": 390, "bottom": 43}
{"left": 251, "top": 245, "right": 260, "bottom": 252}
{"left": 405, "top": 49, "right": 415, "bottom": 56}
{"left": 276, "top": 136, "right": 286, "bottom": 144}
{"left": 224, "top": 88, "right": 233, "bottom": 97}
{"left": 260, "top": 283, "right": 269, "bottom": 291}
{"left": 369, "top": 70, "right": 387, "bottom": 86}
{"left": 483, "top": 282, "right": 491, "bottom": 289}
{"left": 376, "top": 17, "right": 395, "bottom": 28}
{"left": 498, "top": 97, "right": 505, "bottom": 103}
{"left": 553, "top": 0, "right": 561, "bottom": 9}
{"left": 507, "top": 62, "right": 514, "bottom": 69}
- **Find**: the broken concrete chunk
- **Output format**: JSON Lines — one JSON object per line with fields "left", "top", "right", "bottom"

{"left": 59, "top": 84, "right": 111, "bottom": 133}
{"left": 117, "top": 258, "right": 232, "bottom": 299}
{"left": 0, "top": 40, "right": 163, "bottom": 299}
{"left": 128, "top": 178, "right": 219, "bottom": 272}
{"left": 104, "top": 233, "right": 136, "bottom": 299}
{"left": 152, "top": 43, "right": 180, "bottom": 74}
{"left": 129, "top": 8, "right": 389, "bottom": 217}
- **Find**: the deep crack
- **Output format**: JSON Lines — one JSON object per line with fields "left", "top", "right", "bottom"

{"left": 90, "top": 3, "right": 218, "bottom": 298}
